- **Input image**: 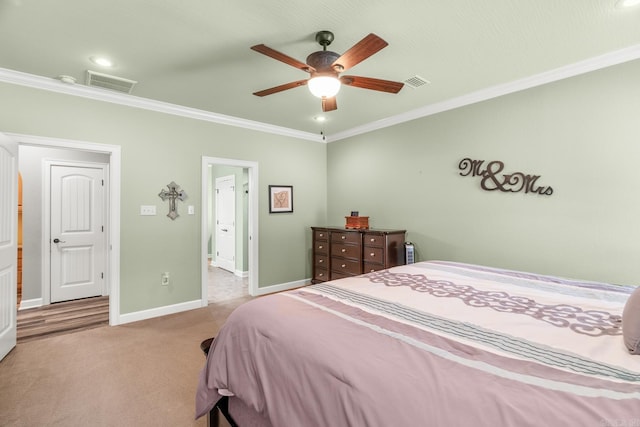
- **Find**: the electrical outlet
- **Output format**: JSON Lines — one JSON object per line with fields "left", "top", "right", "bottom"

{"left": 140, "top": 205, "right": 157, "bottom": 216}
{"left": 161, "top": 272, "right": 170, "bottom": 286}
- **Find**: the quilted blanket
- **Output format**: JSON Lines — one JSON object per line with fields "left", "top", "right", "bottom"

{"left": 196, "top": 261, "right": 640, "bottom": 426}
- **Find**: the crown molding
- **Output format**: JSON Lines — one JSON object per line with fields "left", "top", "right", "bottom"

{"left": 0, "top": 68, "right": 324, "bottom": 143}
{"left": 328, "top": 43, "right": 640, "bottom": 143}
{"left": 2, "top": 43, "right": 640, "bottom": 144}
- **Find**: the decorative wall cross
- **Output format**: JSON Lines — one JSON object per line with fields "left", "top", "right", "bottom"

{"left": 158, "top": 181, "right": 187, "bottom": 220}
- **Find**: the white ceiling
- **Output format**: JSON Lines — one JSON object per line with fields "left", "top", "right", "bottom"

{"left": 1, "top": 0, "right": 639, "bottom": 140}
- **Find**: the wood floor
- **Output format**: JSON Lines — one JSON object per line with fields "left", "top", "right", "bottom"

{"left": 16, "top": 296, "right": 109, "bottom": 343}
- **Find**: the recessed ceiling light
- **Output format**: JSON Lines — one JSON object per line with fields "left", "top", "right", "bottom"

{"left": 314, "top": 115, "right": 327, "bottom": 122}
{"left": 617, "top": 0, "right": 640, "bottom": 8}
{"left": 90, "top": 56, "right": 114, "bottom": 68}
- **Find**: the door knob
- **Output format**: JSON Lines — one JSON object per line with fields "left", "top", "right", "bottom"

{"left": 53, "top": 238, "right": 66, "bottom": 243}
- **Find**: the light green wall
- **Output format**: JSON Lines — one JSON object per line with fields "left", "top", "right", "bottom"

{"left": 6, "top": 55, "right": 637, "bottom": 316}
{"left": 0, "top": 82, "right": 327, "bottom": 314}
{"left": 328, "top": 58, "right": 640, "bottom": 286}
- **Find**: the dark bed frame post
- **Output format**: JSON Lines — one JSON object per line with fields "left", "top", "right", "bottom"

{"left": 207, "top": 404, "right": 220, "bottom": 427}
{"left": 208, "top": 396, "right": 238, "bottom": 427}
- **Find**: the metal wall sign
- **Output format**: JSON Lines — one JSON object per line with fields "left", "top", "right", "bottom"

{"left": 458, "top": 158, "right": 553, "bottom": 196}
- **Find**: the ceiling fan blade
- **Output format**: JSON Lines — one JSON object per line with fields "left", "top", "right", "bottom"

{"left": 322, "top": 97, "right": 337, "bottom": 112}
{"left": 331, "top": 33, "right": 388, "bottom": 72}
{"left": 250, "top": 44, "right": 315, "bottom": 73}
{"left": 340, "top": 75, "right": 404, "bottom": 93}
{"left": 253, "top": 79, "right": 308, "bottom": 97}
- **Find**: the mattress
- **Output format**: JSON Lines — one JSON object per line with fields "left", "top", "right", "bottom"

{"left": 196, "top": 261, "right": 639, "bottom": 426}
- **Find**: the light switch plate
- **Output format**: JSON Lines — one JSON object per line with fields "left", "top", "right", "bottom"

{"left": 140, "top": 205, "right": 156, "bottom": 215}
{"left": 188, "top": 205, "right": 195, "bottom": 215}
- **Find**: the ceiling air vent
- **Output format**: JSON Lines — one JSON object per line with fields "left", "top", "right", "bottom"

{"left": 85, "top": 70, "right": 137, "bottom": 94}
{"left": 404, "top": 75, "right": 430, "bottom": 89}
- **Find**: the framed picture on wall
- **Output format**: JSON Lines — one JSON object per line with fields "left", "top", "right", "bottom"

{"left": 268, "top": 185, "right": 293, "bottom": 213}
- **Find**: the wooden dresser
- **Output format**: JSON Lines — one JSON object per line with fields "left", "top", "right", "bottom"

{"left": 311, "top": 226, "right": 406, "bottom": 283}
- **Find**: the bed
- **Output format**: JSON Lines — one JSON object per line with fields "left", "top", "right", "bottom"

{"left": 196, "top": 260, "right": 640, "bottom": 426}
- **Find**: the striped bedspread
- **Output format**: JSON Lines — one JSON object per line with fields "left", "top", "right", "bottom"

{"left": 196, "top": 261, "right": 640, "bottom": 426}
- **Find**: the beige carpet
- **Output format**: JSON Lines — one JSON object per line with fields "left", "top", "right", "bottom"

{"left": 0, "top": 296, "right": 251, "bottom": 427}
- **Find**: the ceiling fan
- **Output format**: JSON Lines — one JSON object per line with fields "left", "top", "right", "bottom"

{"left": 250, "top": 31, "right": 404, "bottom": 112}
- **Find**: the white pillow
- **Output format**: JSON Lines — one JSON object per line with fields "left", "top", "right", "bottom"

{"left": 623, "top": 287, "right": 640, "bottom": 355}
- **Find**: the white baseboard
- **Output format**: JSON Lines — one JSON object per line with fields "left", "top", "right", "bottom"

{"left": 118, "top": 278, "right": 310, "bottom": 325}
{"left": 117, "top": 299, "right": 203, "bottom": 325}
{"left": 209, "top": 261, "right": 247, "bottom": 278}
{"left": 18, "top": 298, "right": 43, "bottom": 310}
{"left": 253, "top": 278, "right": 310, "bottom": 296}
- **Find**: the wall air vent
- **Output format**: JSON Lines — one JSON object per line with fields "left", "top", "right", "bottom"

{"left": 404, "top": 75, "right": 430, "bottom": 89}
{"left": 85, "top": 70, "right": 137, "bottom": 94}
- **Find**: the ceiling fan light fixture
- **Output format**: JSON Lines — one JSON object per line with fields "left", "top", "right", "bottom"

{"left": 617, "top": 0, "right": 640, "bottom": 7}
{"left": 308, "top": 75, "right": 341, "bottom": 98}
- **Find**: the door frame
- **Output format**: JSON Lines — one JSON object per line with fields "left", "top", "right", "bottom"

{"left": 43, "top": 160, "right": 109, "bottom": 305}
{"left": 8, "top": 133, "right": 121, "bottom": 326}
{"left": 201, "top": 156, "right": 258, "bottom": 306}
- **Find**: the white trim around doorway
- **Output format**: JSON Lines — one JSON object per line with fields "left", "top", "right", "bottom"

{"left": 201, "top": 157, "right": 259, "bottom": 306}
{"left": 7, "top": 133, "right": 122, "bottom": 326}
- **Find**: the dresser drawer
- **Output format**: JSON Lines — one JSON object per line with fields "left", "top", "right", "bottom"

{"left": 331, "top": 243, "right": 361, "bottom": 260}
{"left": 364, "top": 247, "right": 384, "bottom": 264}
{"left": 314, "top": 229, "right": 329, "bottom": 241}
{"left": 331, "top": 231, "right": 362, "bottom": 245}
{"left": 331, "top": 258, "right": 361, "bottom": 275}
{"left": 330, "top": 270, "right": 353, "bottom": 281}
{"left": 363, "top": 262, "right": 385, "bottom": 274}
{"left": 314, "top": 241, "right": 329, "bottom": 255}
{"left": 363, "top": 233, "right": 385, "bottom": 248}
{"left": 314, "top": 268, "right": 329, "bottom": 282}
{"left": 314, "top": 254, "right": 328, "bottom": 268}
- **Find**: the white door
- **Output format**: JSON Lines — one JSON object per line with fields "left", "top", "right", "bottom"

{"left": 0, "top": 133, "right": 17, "bottom": 361}
{"left": 215, "top": 175, "right": 235, "bottom": 273}
{"left": 50, "top": 165, "right": 105, "bottom": 302}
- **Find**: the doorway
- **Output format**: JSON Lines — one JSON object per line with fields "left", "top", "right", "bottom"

{"left": 201, "top": 157, "right": 258, "bottom": 306}
{"left": 10, "top": 133, "right": 121, "bottom": 326}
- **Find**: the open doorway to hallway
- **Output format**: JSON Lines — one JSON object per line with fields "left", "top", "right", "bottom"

{"left": 11, "top": 134, "right": 121, "bottom": 342}
{"left": 8, "top": 134, "right": 121, "bottom": 325}
{"left": 18, "top": 145, "right": 110, "bottom": 311}
{"left": 203, "top": 158, "right": 258, "bottom": 303}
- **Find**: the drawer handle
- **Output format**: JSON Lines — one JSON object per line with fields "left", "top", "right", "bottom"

{"left": 341, "top": 248, "right": 346, "bottom": 253}
{"left": 341, "top": 264, "right": 346, "bottom": 268}
{"left": 318, "top": 259, "right": 323, "bottom": 263}
{"left": 370, "top": 238, "right": 375, "bottom": 242}
{"left": 319, "top": 233, "right": 324, "bottom": 237}
{"left": 318, "top": 245, "right": 323, "bottom": 249}
{"left": 370, "top": 252, "right": 375, "bottom": 257}
{"left": 318, "top": 273, "right": 324, "bottom": 277}
{"left": 341, "top": 235, "right": 346, "bottom": 240}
